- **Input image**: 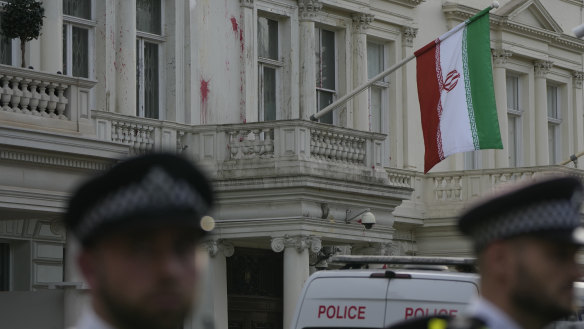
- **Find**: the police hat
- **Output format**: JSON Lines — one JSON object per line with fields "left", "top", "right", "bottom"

{"left": 458, "top": 175, "right": 584, "bottom": 252}
{"left": 65, "top": 153, "right": 215, "bottom": 247}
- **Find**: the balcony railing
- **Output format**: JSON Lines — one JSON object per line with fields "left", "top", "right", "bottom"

{"left": 0, "top": 64, "right": 97, "bottom": 134}
{"left": 92, "top": 112, "right": 389, "bottom": 181}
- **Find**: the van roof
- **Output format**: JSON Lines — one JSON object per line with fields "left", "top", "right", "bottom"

{"left": 308, "top": 268, "right": 480, "bottom": 282}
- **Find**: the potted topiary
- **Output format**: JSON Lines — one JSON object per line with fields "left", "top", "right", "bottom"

{"left": 0, "top": 0, "right": 45, "bottom": 68}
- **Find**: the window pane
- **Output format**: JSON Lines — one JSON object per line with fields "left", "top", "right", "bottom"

{"left": 258, "top": 17, "right": 278, "bottom": 60}
{"left": 320, "top": 29, "right": 335, "bottom": 90}
{"left": 548, "top": 124, "right": 556, "bottom": 164}
{"left": 506, "top": 75, "right": 519, "bottom": 111}
{"left": 72, "top": 26, "right": 89, "bottom": 78}
{"left": 137, "top": 0, "right": 161, "bottom": 35}
{"left": 144, "top": 42, "right": 159, "bottom": 119}
{"left": 370, "top": 86, "right": 382, "bottom": 132}
{"left": 63, "top": 0, "right": 92, "bottom": 19}
{"left": 318, "top": 91, "right": 333, "bottom": 124}
{"left": 547, "top": 86, "right": 558, "bottom": 119}
{"left": 0, "top": 15, "right": 11, "bottom": 65}
{"left": 136, "top": 39, "right": 141, "bottom": 116}
{"left": 508, "top": 115, "right": 517, "bottom": 167}
{"left": 263, "top": 67, "right": 276, "bottom": 121}
{"left": 367, "top": 42, "right": 383, "bottom": 79}
{"left": 0, "top": 243, "right": 8, "bottom": 291}
{"left": 62, "top": 25, "right": 67, "bottom": 74}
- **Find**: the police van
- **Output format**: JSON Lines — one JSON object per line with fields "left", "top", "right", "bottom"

{"left": 291, "top": 255, "right": 480, "bottom": 329}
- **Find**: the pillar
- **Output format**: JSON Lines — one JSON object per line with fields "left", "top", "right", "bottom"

{"left": 63, "top": 237, "right": 89, "bottom": 328}
{"left": 351, "top": 14, "right": 374, "bottom": 131}
{"left": 492, "top": 49, "right": 512, "bottom": 168}
{"left": 115, "top": 0, "right": 137, "bottom": 116}
{"left": 534, "top": 61, "right": 552, "bottom": 165}
{"left": 195, "top": 240, "right": 234, "bottom": 329}
{"left": 401, "top": 27, "right": 418, "bottom": 169}
{"left": 272, "top": 235, "right": 321, "bottom": 329}
{"left": 573, "top": 71, "right": 584, "bottom": 168}
{"left": 40, "top": 0, "right": 63, "bottom": 72}
{"left": 298, "top": 0, "right": 322, "bottom": 120}
{"left": 240, "top": 0, "right": 257, "bottom": 123}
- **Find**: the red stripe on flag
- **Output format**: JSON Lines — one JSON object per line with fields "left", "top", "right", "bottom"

{"left": 416, "top": 40, "right": 442, "bottom": 173}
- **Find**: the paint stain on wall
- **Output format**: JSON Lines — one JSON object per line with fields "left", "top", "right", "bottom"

{"left": 200, "top": 78, "right": 210, "bottom": 124}
{"left": 230, "top": 16, "right": 239, "bottom": 33}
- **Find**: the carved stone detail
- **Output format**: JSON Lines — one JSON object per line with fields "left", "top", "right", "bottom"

{"left": 574, "top": 71, "right": 584, "bottom": 89}
{"left": 298, "top": 0, "right": 322, "bottom": 21}
{"left": 352, "top": 242, "right": 392, "bottom": 256}
{"left": 271, "top": 235, "right": 322, "bottom": 253}
{"left": 534, "top": 61, "right": 553, "bottom": 78}
{"left": 204, "top": 239, "right": 235, "bottom": 257}
{"left": 351, "top": 14, "right": 374, "bottom": 33}
{"left": 492, "top": 49, "right": 512, "bottom": 66}
{"left": 240, "top": 0, "right": 254, "bottom": 8}
{"left": 402, "top": 27, "right": 418, "bottom": 48}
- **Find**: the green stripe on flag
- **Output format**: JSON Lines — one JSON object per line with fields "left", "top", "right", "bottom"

{"left": 465, "top": 12, "right": 502, "bottom": 149}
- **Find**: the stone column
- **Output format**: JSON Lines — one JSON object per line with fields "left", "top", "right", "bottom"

{"left": 63, "top": 231, "right": 89, "bottom": 328}
{"left": 272, "top": 235, "right": 321, "bottom": 329}
{"left": 492, "top": 49, "right": 512, "bottom": 168}
{"left": 240, "top": 0, "right": 257, "bottom": 123}
{"left": 573, "top": 71, "right": 584, "bottom": 168}
{"left": 199, "top": 240, "right": 234, "bottom": 329}
{"left": 40, "top": 0, "right": 63, "bottom": 72}
{"left": 351, "top": 14, "right": 374, "bottom": 131}
{"left": 534, "top": 61, "right": 552, "bottom": 165}
{"left": 298, "top": 0, "right": 322, "bottom": 120}
{"left": 115, "top": 0, "right": 137, "bottom": 116}
{"left": 401, "top": 27, "right": 418, "bottom": 169}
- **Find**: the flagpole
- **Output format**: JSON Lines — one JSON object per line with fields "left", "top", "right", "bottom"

{"left": 310, "top": 1, "right": 500, "bottom": 122}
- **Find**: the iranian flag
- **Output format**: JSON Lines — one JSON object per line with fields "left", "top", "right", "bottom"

{"left": 415, "top": 7, "right": 502, "bottom": 173}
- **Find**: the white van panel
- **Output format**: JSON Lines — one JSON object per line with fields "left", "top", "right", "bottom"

{"left": 295, "top": 277, "right": 389, "bottom": 328}
{"left": 384, "top": 279, "right": 479, "bottom": 326}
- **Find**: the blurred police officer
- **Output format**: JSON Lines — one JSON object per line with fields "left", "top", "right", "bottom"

{"left": 389, "top": 175, "right": 584, "bottom": 329}
{"left": 65, "top": 153, "right": 215, "bottom": 329}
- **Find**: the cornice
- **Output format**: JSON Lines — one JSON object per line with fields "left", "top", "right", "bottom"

{"left": 442, "top": 4, "right": 584, "bottom": 53}
{"left": 385, "top": 0, "right": 425, "bottom": 8}
{"left": 0, "top": 148, "right": 115, "bottom": 171}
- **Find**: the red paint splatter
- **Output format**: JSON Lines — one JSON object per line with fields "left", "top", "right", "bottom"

{"left": 230, "top": 16, "right": 239, "bottom": 33}
{"left": 200, "top": 79, "right": 210, "bottom": 124}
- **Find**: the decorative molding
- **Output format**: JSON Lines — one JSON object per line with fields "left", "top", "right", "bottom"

{"left": 402, "top": 27, "right": 418, "bottom": 48}
{"left": 351, "top": 14, "right": 374, "bottom": 33}
{"left": 534, "top": 60, "right": 553, "bottom": 77}
{"left": 271, "top": 235, "right": 322, "bottom": 253}
{"left": 386, "top": 0, "right": 425, "bottom": 8}
{"left": 298, "top": 0, "right": 322, "bottom": 22}
{"left": 0, "top": 148, "right": 114, "bottom": 171}
{"left": 352, "top": 242, "right": 392, "bottom": 256}
{"left": 240, "top": 0, "right": 254, "bottom": 9}
{"left": 573, "top": 71, "right": 584, "bottom": 89}
{"left": 492, "top": 49, "right": 513, "bottom": 66}
{"left": 204, "top": 239, "right": 235, "bottom": 257}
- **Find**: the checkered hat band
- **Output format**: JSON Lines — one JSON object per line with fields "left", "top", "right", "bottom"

{"left": 471, "top": 199, "right": 581, "bottom": 250}
{"left": 76, "top": 167, "right": 207, "bottom": 241}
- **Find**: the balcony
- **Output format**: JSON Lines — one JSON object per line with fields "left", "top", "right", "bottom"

{"left": 0, "top": 64, "right": 96, "bottom": 134}
{"left": 92, "top": 111, "right": 391, "bottom": 184}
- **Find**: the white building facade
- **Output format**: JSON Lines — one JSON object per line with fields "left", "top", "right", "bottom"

{"left": 1, "top": 0, "right": 584, "bottom": 328}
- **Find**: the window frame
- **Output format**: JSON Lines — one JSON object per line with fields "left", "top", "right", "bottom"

{"left": 135, "top": 0, "right": 165, "bottom": 120}
{"left": 315, "top": 26, "right": 338, "bottom": 125}
{"left": 62, "top": 10, "right": 96, "bottom": 78}
{"left": 366, "top": 40, "right": 389, "bottom": 134}
{"left": 506, "top": 73, "right": 523, "bottom": 167}
{"left": 0, "top": 0, "right": 20, "bottom": 66}
{"left": 547, "top": 84, "right": 562, "bottom": 164}
{"left": 257, "top": 15, "right": 283, "bottom": 122}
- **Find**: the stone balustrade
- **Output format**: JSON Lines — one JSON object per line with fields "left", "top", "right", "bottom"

{"left": 92, "top": 114, "right": 388, "bottom": 180}
{"left": 0, "top": 64, "right": 96, "bottom": 134}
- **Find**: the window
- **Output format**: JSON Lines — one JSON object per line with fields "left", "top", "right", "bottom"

{"left": 315, "top": 27, "right": 336, "bottom": 124}
{"left": 0, "top": 243, "right": 8, "bottom": 291}
{"left": 258, "top": 16, "right": 282, "bottom": 122}
{"left": 506, "top": 74, "right": 522, "bottom": 167}
{"left": 63, "top": 0, "right": 94, "bottom": 78}
{"left": 136, "top": 0, "right": 163, "bottom": 119}
{"left": 547, "top": 85, "right": 561, "bottom": 164}
{"left": 464, "top": 151, "right": 481, "bottom": 170}
{"left": 0, "top": 4, "right": 18, "bottom": 66}
{"left": 367, "top": 41, "right": 388, "bottom": 133}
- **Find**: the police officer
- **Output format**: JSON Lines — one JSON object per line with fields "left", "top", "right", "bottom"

{"left": 65, "top": 153, "right": 215, "bottom": 329}
{"left": 389, "top": 175, "right": 584, "bottom": 329}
